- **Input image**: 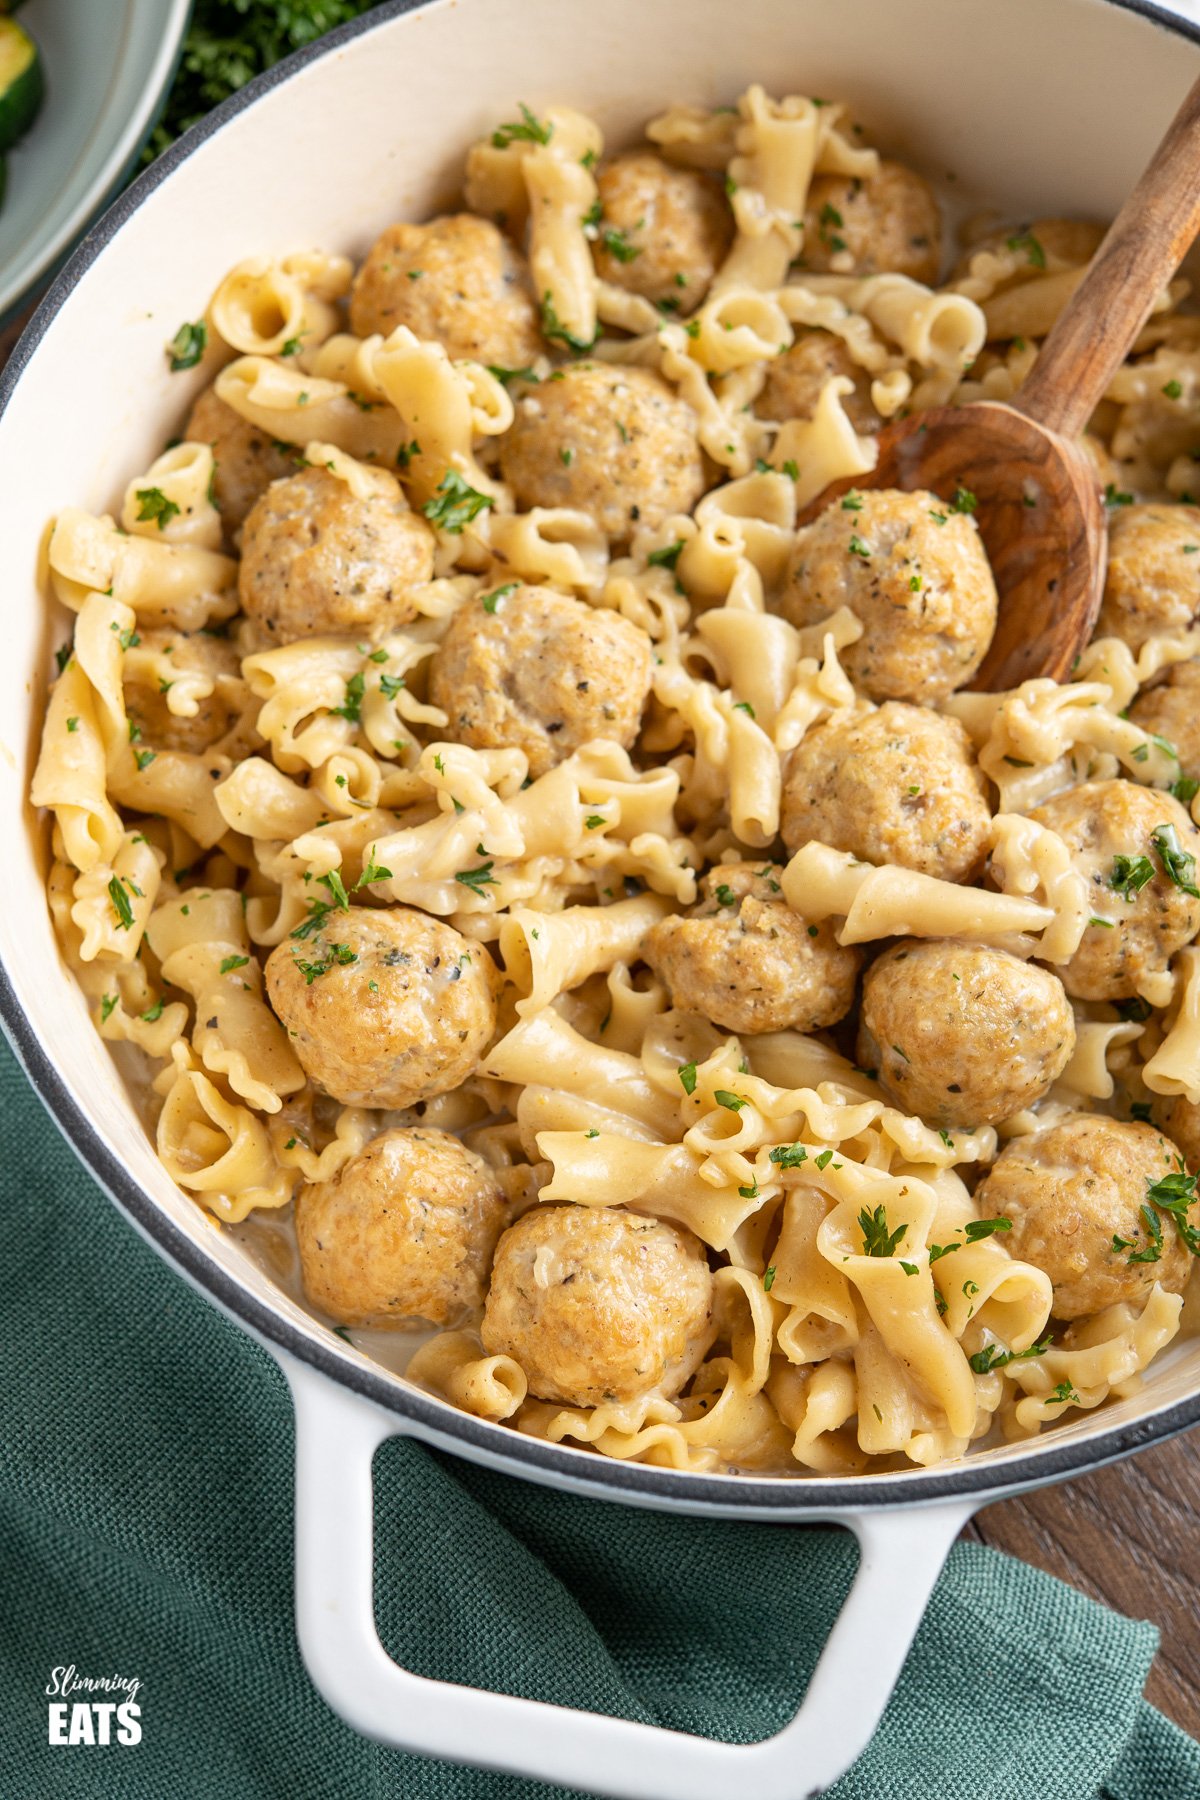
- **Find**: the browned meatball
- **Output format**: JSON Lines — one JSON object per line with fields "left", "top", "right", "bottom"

{"left": 778, "top": 488, "right": 998, "bottom": 703}
{"left": 238, "top": 466, "right": 435, "bottom": 642}
{"left": 348, "top": 213, "right": 541, "bottom": 367}
{"left": 644, "top": 863, "right": 860, "bottom": 1035}
{"left": 1095, "top": 504, "right": 1200, "bottom": 652}
{"left": 481, "top": 1205, "right": 713, "bottom": 1406}
{"left": 265, "top": 907, "right": 496, "bottom": 1107}
{"left": 296, "top": 1127, "right": 507, "bottom": 1328}
{"left": 428, "top": 583, "right": 653, "bottom": 777}
{"left": 592, "top": 151, "right": 732, "bottom": 313}
{"left": 1129, "top": 661, "right": 1200, "bottom": 783}
{"left": 1030, "top": 781, "right": 1200, "bottom": 1001}
{"left": 974, "top": 1115, "right": 1194, "bottom": 1318}
{"left": 800, "top": 161, "right": 941, "bottom": 284}
{"left": 498, "top": 364, "right": 704, "bottom": 542}
{"left": 755, "top": 332, "right": 881, "bottom": 435}
{"left": 184, "top": 386, "right": 302, "bottom": 536}
{"left": 124, "top": 630, "right": 241, "bottom": 754}
{"left": 781, "top": 703, "right": 991, "bottom": 882}
{"left": 857, "top": 941, "right": 1076, "bottom": 1129}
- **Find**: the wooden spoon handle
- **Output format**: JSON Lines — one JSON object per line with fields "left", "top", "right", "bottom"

{"left": 1011, "top": 70, "right": 1200, "bottom": 440}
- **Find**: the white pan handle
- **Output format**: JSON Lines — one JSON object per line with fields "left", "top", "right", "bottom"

{"left": 283, "top": 1353, "right": 973, "bottom": 1800}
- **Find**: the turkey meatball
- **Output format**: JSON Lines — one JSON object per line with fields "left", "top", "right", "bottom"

{"left": 778, "top": 488, "right": 998, "bottom": 702}
{"left": 498, "top": 364, "right": 704, "bottom": 542}
{"left": 974, "top": 1115, "right": 1194, "bottom": 1318}
{"left": 755, "top": 331, "right": 881, "bottom": 435}
{"left": 800, "top": 160, "right": 941, "bottom": 285}
{"left": 184, "top": 386, "right": 301, "bottom": 537}
{"left": 592, "top": 151, "right": 732, "bottom": 313}
{"left": 481, "top": 1205, "right": 713, "bottom": 1407}
{"left": 1155, "top": 1095, "right": 1200, "bottom": 1173}
{"left": 781, "top": 703, "right": 991, "bottom": 881}
{"left": 428, "top": 583, "right": 653, "bottom": 777}
{"left": 348, "top": 213, "right": 541, "bottom": 367}
{"left": 124, "top": 630, "right": 241, "bottom": 754}
{"left": 857, "top": 941, "right": 1076, "bottom": 1129}
{"left": 1129, "top": 661, "right": 1200, "bottom": 783}
{"left": 1029, "top": 781, "right": 1200, "bottom": 1001}
{"left": 644, "top": 863, "right": 861, "bottom": 1035}
{"left": 1094, "top": 503, "right": 1200, "bottom": 652}
{"left": 238, "top": 466, "right": 435, "bottom": 642}
{"left": 265, "top": 907, "right": 496, "bottom": 1108}
{"left": 296, "top": 1128, "right": 507, "bottom": 1328}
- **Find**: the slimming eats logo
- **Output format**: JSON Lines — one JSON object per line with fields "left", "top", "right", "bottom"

{"left": 45, "top": 1666, "right": 142, "bottom": 1746}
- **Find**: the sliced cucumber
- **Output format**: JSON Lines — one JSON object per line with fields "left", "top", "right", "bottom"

{"left": 0, "top": 19, "right": 43, "bottom": 155}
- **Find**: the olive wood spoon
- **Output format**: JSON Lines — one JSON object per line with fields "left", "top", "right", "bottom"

{"left": 797, "top": 71, "right": 1200, "bottom": 692}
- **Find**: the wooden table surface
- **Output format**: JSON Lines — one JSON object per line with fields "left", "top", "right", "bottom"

{"left": 4, "top": 306, "right": 1198, "bottom": 1745}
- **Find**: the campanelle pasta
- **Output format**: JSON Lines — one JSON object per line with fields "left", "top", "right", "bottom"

{"left": 30, "top": 83, "right": 1200, "bottom": 1480}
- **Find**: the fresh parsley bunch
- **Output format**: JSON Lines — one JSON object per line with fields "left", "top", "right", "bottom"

{"left": 145, "top": 0, "right": 384, "bottom": 160}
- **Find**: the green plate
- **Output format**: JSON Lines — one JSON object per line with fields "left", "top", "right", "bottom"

{"left": 0, "top": 0, "right": 191, "bottom": 324}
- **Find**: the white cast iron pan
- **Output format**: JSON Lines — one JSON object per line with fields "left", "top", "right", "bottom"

{"left": 2, "top": 2, "right": 1199, "bottom": 1792}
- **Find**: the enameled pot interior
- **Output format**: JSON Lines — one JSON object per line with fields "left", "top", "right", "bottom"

{"left": 4, "top": 0, "right": 1200, "bottom": 1514}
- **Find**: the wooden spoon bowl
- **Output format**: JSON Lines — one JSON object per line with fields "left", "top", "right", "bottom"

{"left": 797, "top": 402, "right": 1106, "bottom": 691}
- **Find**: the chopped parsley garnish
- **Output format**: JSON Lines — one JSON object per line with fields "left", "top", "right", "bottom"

{"left": 732, "top": 700, "right": 755, "bottom": 717}
{"left": 738, "top": 1183, "right": 759, "bottom": 1199}
{"left": 714, "top": 883, "right": 737, "bottom": 908}
{"left": 1006, "top": 230, "right": 1046, "bottom": 269}
{"left": 1109, "top": 852, "right": 1156, "bottom": 901}
{"left": 422, "top": 470, "right": 494, "bottom": 533}
{"left": 848, "top": 533, "right": 871, "bottom": 560}
{"left": 769, "top": 1143, "right": 807, "bottom": 1168}
{"left": 763, "top": 1265, "right": 777, "bottom": 1291}
{"left": 491, "top": 103, "right": 553, "bottom": 148}
{"left": 355, "top": 855, "right": 392, "bottom": 888}
{"left": 814, "top": 1149, "right": 834, "bottom": 1170}
{"left": 167, "top": 319, "right": 207, "bottom": 371}
{"left": 133, "top": 748, "right": 157, "bottom": 771}
{"left": 678, "top": 1061, "right": 698, "bottom": 1095}
{"left": 113, "top": 625, "right": 141, "bottom": 651}
{"left": 331, "top": 672, "right": 365, "bottom": 724}
{"left": 219, "top": 954, "right": 249, "bottom": 973}
{"left": 1045, "top": 1381, "right": 1079, "bottom": 1406}
{"left": 396, "top": 439, "right": 421, "bottom": 469}
{"left": 55, "top": 643, "right": 72, "bottom": 674}
{"left": 950, "top": 486, "right": 977, "bottom": 514}
{"left": 647, "top": 540, "right": 685, "bottom": 571}
{"left": 1151, "top": 822, "right": 1200, "bottom": 897}
{"left": 378, "top": 672, "right": 406, "bottom": 700}
{"left": 1104, "top": 483, "right": 1135, "bottom": 507}
{"left": 486, "top": 365, "right": 540, "bottom": 387}
{"left": 713, "top": 1089, "right": 746, "bottom": 1112}
{"left": 293, "top": 943, "right": 357, "bottom": 984}
{"left": 964, "top": 1217, "right": 1012, "bottom": 1243}
{"left": 584, "top": 814, "right": 605, "bottom": 830}
{"left": 481, "top": 582, "right": 518, "bottom": 614}
{"left": 1145, "top": 1164, "right": 1200, "bottom": 1255}
{"left": 66, "top": 717, "right": 79, "bottom": 733}
{"left": 318, "top": 870, "right": 350, "bottom": 912}
{"left": 280, "top": 336, "right": 302, "bottom": 357}
{"left": 290, "top": 898, "right": 334, "bottom": 940}
{"left": 818, "top": 201, "right": 846, "bottom": 252}
{"left": 540, "top": 292, "right": 596, "bottom": 354}
{"left": 107, "top": 876, "right": 135, "bottom": 931}
{"left": 858, "top": 1204, "right": 907, "bottom": 1258}
{"left": 841, "top": 492, "right": 863, "bottom": 511}
{"left": 601, "top": 226, "right": 641, "bottom": 263}
{"left": 135, "top": 487, "right": 181, "bottom": 530}
{"left": 99, "top": 994, "right": 118, "bottom": 1023}
{"left": 1171, "top": 775, "right": 1200, "bottom": 806}
{"left": 1163, "top": 379, "right": 1184, "bottom": 400}
{"left": 968, "top": 1334, "right": 1051, "bottom": 1374}
{"left": 141, "top": 998, "right": 164, "bottom": 1023}
{"left": 1125, "top": 1204, "right": 1164, "bottom": 1264}
{"left": 455, "top": 860, "right": 498, "bottom": 897}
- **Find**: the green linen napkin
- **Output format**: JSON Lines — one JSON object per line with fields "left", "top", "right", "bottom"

{"left": 2, "top": 1031, "right": 1198, "bottom": 1800}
